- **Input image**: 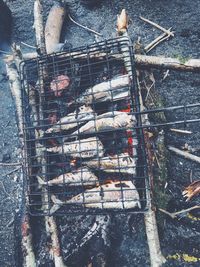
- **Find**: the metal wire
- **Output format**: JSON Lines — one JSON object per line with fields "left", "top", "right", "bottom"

{"left": 19, "top": 37, "right": 199, "bottom": 216}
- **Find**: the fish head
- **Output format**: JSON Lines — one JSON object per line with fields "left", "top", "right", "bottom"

{"left": 78, "top": 105, "right": 93, "bottom": 113}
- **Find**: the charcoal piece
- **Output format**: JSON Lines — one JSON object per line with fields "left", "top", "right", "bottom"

{"left": 0, "top": 0, "right": 12, "bottom": 50}
{"left": 80, "top": 0, "right": 104, "bottom": 6}
{"left": 2, "top": 153, "right": 11, "bottom": 163}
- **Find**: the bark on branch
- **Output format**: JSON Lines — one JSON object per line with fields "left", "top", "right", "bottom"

{"left": 117, "top": 9, "right": 166, "bottom": 267}
{"left": 45, "top": 2, "right": 66, "bottom": 53}
{"left": 136, "top": 54, "right": 200, "bottom": 72}
{"left": 33, "top": 1, "right": 66, "bottom": 266}
{"left": 6, "top": 53, "right": 200, "bottom": 72}
{"left": 168, "top": 146, "right": 200, "bottom": 164}
{"left": 33, "top": 0, "right": 46, "bottom": 54}
{"left": 5, "top": 48, "right": 37, "bottom": 267}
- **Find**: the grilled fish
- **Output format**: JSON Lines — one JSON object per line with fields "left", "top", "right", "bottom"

{"left": 71, "top": 111, "right": 136, "bottom": 135}
{"left": 76, "top": 75, "right": 130, "bottom": 104}
{"left": 50, "top": 180, "right": 141, "bottom": 213}
{"left": 37, "top": 167, "right": 99, "bottom": 187}
{"left": 47, "top": 137, "right": 104, "bottom": 158}
{"left": 84, "top": 153, "right": 136, "bottom": 175}
{"left": 46, "top": 105, "right": 96, "bottom": 134}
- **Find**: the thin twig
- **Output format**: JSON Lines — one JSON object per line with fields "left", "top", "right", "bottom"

{"left": 0, "top": 181, "right": 10, "bottom": 197}
{"left": 159, "top": 206, "right": 200, "bottom": 219}
{"left": 190, "top": 169, "right": 193, "bottom": 183}
{"left": 170, "top": 128, "right": 192, "bottom": 134}
{"left": 162, "top": 70, "right": 170, "bottom": 81}
{"left": 0, "top": 49, "right": 11, "bottom": 55}
{"left": 3, "top": 166, "right": 22, "bottom": 177}
{"left": 146, "top": 34, "right": 171, "bottom": 53}
{"left": 21, "top": 41, "right": 36, "bottom": 49}
{"left": 144, "top": 78, "right": 155, "bottom": 101}
{"left": 145, "top": 31, "right": 167, "bottom": 52}
{"left": 154, "top": 151, "right": 161, "bottom": 169}
{"left": 0, "top": 162, "right": 22, "bottom": 167}
{"left": 7, "top": 217, "right": 15, "bottom": 227}
{"left": 140, "top": 16, "right": 174, "bottom": 37}
{"left": 68, "top": 14, "right": 102, "bottom": 36}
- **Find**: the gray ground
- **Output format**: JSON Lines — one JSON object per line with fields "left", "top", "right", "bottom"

{"left": 0, "top": 0, "right": 200, "bottom": 266}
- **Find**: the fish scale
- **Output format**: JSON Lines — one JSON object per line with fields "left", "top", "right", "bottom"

{"left": 71, "top": 111, "right": 137, "bottom": 135}
{"left": 84, "top": 153, "right": 137, "bottom": 175}
{"left": 47, "top": 137, "right": 104, "bottom": 158}
{"left": 45, "top": 105, "right": 96, "bottom": 134}
{"left": 50, "top": 181, "right": 141, "bottom": 214}
{"left": 37, "top": 167, "right": 99, "bottom": 187}
{"left": 76, "top": 74, "right": 130, "bottom": 104}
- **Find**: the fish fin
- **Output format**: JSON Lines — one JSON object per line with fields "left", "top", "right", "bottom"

{"left": 46, "top": 147, "right": 53, "bottom": 152}
{"left": 137, "top": 200, "right": 141, "bottom": 209}
{"left": 71, "top": 130, "right": 78, "bottom": 136}
{"left": 39, "top": 130, "right": 45, "bottom": 137}
{"left": 50, "top": 204, "right": 61, "bottom": 215}
{"left": 47, "top": 146, "right": 60, "bottom": 153}
{"left": 45, "top": 127, "right": 54, "bottom": 134}
{"left": 37, "top": 176, "right": 46, "bottom": 185}
{"left": 51, "top": 194, "right": 63, "bottom": 204}
{"left": 50, "top": 195, "right": 63, "bottom": 214}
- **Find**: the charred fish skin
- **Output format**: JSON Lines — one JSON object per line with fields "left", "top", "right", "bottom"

{"left": 71, "top": 111, "right": 137, "bottom": 135}
{"left": 47, "top": 137, "right": 104, "bottom": 158}
{"left": 84, "top": 153, "right": 137, "bottom": 175}
{"left": 76, "top": 75, "right": 130, "bottom": 104}
{"left": 45, "top": 105, "right": 96, "bottom": 134}
{"left": 37, "top": 167, "right": 99, "bottom": 186}
{"left": 50, "top": 181, "right": 141, "bottom": 214}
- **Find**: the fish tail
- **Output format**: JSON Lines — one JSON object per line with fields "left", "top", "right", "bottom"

{"left": 51, "top": 194, "right": 63, "bottom": 204}
{"left": 50, "top": 195, "right": 63, "bottom": 214}
{"left": 37, "top": 176, "right": 47, "bottom": 185}
{"left": 45, "top": 128, "right": 54, "bottom": 134}
{"left": 137, "top": 200, "right": 141, "bottom": 209}
{"left": 39, "top": 130, "right": 45, "bottom": 137}
{"left": 50, "top": 204, "right": 61, "bottom": 215}
{"left": 47, "top": 147, "right": 59, "bottom": 153}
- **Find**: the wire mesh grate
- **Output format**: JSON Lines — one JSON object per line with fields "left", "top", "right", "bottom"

{"left": 19, "top": 37, "right": 200, "bottom": 216}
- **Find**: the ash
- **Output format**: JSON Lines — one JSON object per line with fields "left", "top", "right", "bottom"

{"left": 1, "top": 0, "right": 200, "bottom": 266}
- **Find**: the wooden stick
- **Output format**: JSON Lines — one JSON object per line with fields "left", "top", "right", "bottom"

{"left": 144, "top": 209, "right": 166, "bottom": 266}
{"left": 159, "top": 206, "right": 200, "bottom": 219}
{"left": 140, "top": 16, "right": 174, "bottom": 37}
{"left": 5, "top": 43, "right": 37, "bottom": 267}
{"left": 118, "top": 9, "right": 166, "bottom": 267}
{"left": 135, "top": 54, "right": 200, "bottom": 72}
{"left": 135, "top": 36, "right": 165, "bottom": 267}
{"left": 45, "top": 2, "right": 66, "bottom": 53}
{"left": 34, "top": 2, "right": 66, "bottom": 266}
{"left": 168, "top": 146, "right": 200, "bottom": 164}
{"left": 5, "top": 51, "right": 200, "bottom": 72}
{"left": 47, "top": 216, "right": 67, "bottom": 267}
{"left": 33, "top": 0, "right": 46, "bottom": 54}
{"left": 21, "top": 213, "right": 37, "bottom": 267}
{"left": 6, "top": 61, "right": 23, "bottom": 135}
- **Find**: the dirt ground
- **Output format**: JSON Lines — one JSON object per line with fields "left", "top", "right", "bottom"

{"left": 0, "top": 0, "right": 200, "bottom": 266}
